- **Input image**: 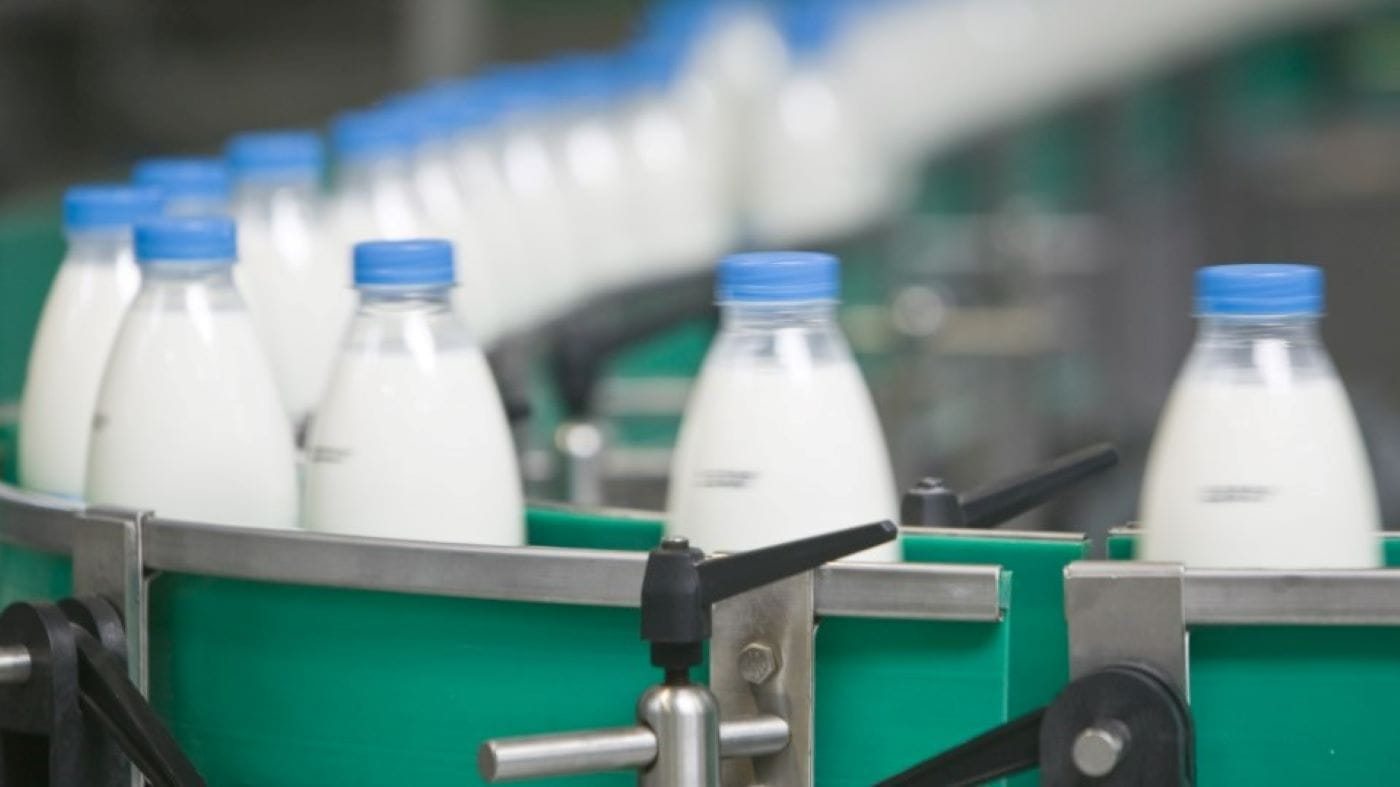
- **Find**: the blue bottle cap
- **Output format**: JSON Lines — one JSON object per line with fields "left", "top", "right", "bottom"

{"left": 1196, "top": 264, "right": 1324, "bottom": 316}
{"left": 226, "top": 130, "right": 325, "bottom": 179}
{"left": 331, "top": 109, "right": 417, "bottom": 160}
{"left": 717, "top": 251, "right": 840, "bottom": 302}
{"left": 354, "top": 239, "right": 455, "bottom": 286}
{"left": 131, "top": 157, "right": 231, "bottom": 202}
{"left": 63, "top": 184, "right": 164, "bottom": 231}
{"left": 134, "top": 216, "right": 237, "bottom": 262}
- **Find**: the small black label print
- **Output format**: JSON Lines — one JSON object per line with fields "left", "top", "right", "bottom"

{"left": 1201, "top": 485, "right": 1272, "bottom": 504}
{"left": 309, "top": 446, "right": 352, "bottom": 464}
{"left": 699, "top": 469, "right": 758, "bottom": 489}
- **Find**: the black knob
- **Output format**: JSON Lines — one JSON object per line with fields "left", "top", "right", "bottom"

{"left": 641, "top": 521, "right": 898, "bottom": 675}
{"left": 902, "top": 443, "right": 1119, "bottom": 529}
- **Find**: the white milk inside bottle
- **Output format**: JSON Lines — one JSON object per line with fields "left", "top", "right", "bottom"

{"left": 304, "top": 239, "right": 524, "bottom": 544}
{"left": 227, "top": 130, "right": 353, "bottom": 428}
{"left": 666, "top": 251, "right": 900, "bottom": 560}
{"left": 384, "top": 90, "right": 508, "bottom": 346}
{"left": 491, "top": 67, "right": 587, "bottom": 317}
{"left": 620, "top": 47, "right": 731, "bottom": 281}
{"left": 328, "top": 109, "right": 429, "bottom": 262}
{"left": 131, "top": 157, "right": 231, "bottom": 216}
{"left": 449, "top": 85, "right": 538, "bottom": 334}
{"left": 18, "top": 184, "right": 163, "bottom": 498}
{"left": 1139, "top": 264, "right": 1380, "bottom": 568}
{"left": 86, "top": 216, "right": 299, "bottom": 528}
{"left": 548, "top": 55, "right": 643, "bottom": 298}
{"left": 746, "top": 3, "right": 893, "bottom": 246}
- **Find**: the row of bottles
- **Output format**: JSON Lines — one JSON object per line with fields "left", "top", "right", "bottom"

{"left": 26, "top": 210, "right": 524, "bottom": 542}
{"left": 15, "top": 187, "right": 1385, "bottom": 566}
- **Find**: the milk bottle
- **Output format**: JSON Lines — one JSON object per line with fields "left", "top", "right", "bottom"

{"left": 620, "top": 48, "right": 731, "bottom": 281}
{"left": 666, "top": 251, "right": 900, "bottom": 560}
{"left": 131, "top": 157, "right": 231, "bottom": 216}
{"left": 304, "top": 240, "right": 524, "bottom": 544}
{"left": 18, "top": 185, "right": 163, "bottom": 498}
{"left": 1139, "top": 264, "right": 1380, "bottom": 568}
{"left": 549, "top": 55, "right": 642, "bottom": 297}
{"left": 227, "top": 130, "right": 352, "bottom": 427}
{"left": 491, "top": 67, "right": 587, "bottom": 317}
{"left": 86, "top": 216, "right": 299, "bottom": 528}
{"left": 746, "top": 2, "right": 893, "bottom": 246}
{"left": 386, "top": 92, "right": 508, "bottom": 346}
{"left": 448, "top": 84, "right": 538, "bottom": 334}
{"left": 328, "top": 109, "right": 428, "bottom": 257}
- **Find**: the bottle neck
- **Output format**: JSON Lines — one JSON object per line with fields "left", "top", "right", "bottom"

{"left": 720, "top": 299, "right": 838, "bottom": 331}
{"left": 233, "top": 177, "right": 318, "bottom": 207}
{"left": 64, "top": 228, "right": 133, "bottom": 262}
{"left": 139, "top": 261, "right": 237, "bottom": 287}
{"left": 1195, "top": 314, "right": 1322, "bottom": 345}
{"left": 337, "top": 154, "right": 413, "bottom": 192}
{"left": 357, "top": 284, "right": 454, "bottom": 312}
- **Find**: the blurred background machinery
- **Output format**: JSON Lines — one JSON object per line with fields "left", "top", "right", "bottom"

{"left": 4, "top": 0, "right": 1400, "bottom": 546}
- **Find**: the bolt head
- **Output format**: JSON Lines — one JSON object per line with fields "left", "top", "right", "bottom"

{"left": 1072, "top": 725, "right": 1126, "bottom": 778}
{"left": 738, "top": 642, "right": 780, "bottom": 684}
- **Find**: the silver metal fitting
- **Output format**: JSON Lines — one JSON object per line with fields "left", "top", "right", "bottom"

{"left": 1071, "top": 722, "right": 1127, "bottom": 778}
{"left": 0, "top": 645, "right": 32, "bottom": 685}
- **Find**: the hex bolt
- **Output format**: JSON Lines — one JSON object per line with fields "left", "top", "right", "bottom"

{"left": 738, "top": 642, "right": 780, "bottom": 685}
{"left": 1072, "top": 721, "right": 1129, "bottom": 778}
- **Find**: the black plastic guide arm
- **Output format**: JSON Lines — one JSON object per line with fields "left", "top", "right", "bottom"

{"left": 902, "top": 443, "right": 1119, "bottom": 529}
{"left": 640, "top": 521, "right": 898, "bottom": 677}
{"left": 549, "top": 269, "right": 716, "bottom": 419}
{"left": 875, "top": 663, "right": 1193, "bottom": 786}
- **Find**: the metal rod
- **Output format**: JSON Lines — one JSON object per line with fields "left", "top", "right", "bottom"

{"left": 480, "top": 725, "right": 658, "bottom": 782}
{"left": 0, "top": 645, "right": 32, "bottom": 685}
{"left": 718, "top": 713, "right": 791, "bottom": 758}
{"left": 479, "top": 715, "right": 790, "bottom": 782}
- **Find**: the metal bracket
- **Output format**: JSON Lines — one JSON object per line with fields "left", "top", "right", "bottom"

{"left": 1066, "top": 561, "right": 1188, "bottom": 698}
{"left": 71, "top": 507, "right": 147, "bottom": 692}
{"left": 711, "top": 570, "right": 814, "bottom": 787}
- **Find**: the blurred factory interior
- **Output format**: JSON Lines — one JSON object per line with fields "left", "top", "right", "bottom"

{"left": 4, "top": 0, "right": 1400, "bottom": 546}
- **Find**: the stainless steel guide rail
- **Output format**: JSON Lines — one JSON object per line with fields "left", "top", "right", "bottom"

{"left": 138, "top": 516, "right": 1005, "bottom": 620}
{"left": 0, "top": 484, "right": 1005, "bottom": 622}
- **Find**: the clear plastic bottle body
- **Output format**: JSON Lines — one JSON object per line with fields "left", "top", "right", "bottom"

{"left": 233, "top": 177, "right": 354, "bottom": 425}
{"left": 86, "top": 261, "right": 300, "bottom": 528}
{"left": 666, "top": 300, "right": 900, "bottom": 560}
{"left": 1139, "top": 315, "right": 1381, "bottom": 567}
{"left": 18, "top": 230, "right": 141, "bottom": 497}
{"left": 303, "top": 285, "right": 524, "bottom": 544}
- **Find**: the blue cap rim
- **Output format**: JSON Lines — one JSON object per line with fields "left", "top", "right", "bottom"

{"left": 717, "top": 251, "right": 840, "bottom": 302}
{"left": 134, "top": 216, "right": 237, "bottom": 263}
{"left": 63, "top": 184, "right": 165, "bottom": 231}
{"left": 131, "top": 157, "right": 231, "bottom": 200}
{"left": 353, "top": 239, "right": 455, "bottom": 286}
{"left": 1195, "top": 263, "right": 1324, "bottom": 316}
